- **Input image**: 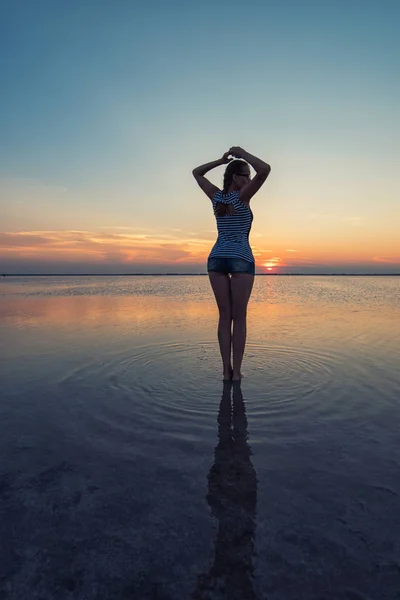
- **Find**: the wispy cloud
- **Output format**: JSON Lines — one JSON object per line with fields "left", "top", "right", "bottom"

{"left": 0, "top": 232, "right": 54, "bottom": 247}
{"left": 0, "top": 229, "right": 213, "bottom": 265}
{"left": 372, "top": 255, "right": 400, "bottom": 264}
{"left": 95, "top": 226, "right": 153, "bottom": 232}
{"left": 261, "top": 257, "right": 284, "bottom": 269}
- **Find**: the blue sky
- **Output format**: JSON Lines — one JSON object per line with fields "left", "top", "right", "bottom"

{"left": 1, "top": 0, "right": 399, "bottom": 273}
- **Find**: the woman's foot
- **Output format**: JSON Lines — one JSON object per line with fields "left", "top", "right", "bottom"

{"left": 232, "top": 371, "right": 244, "bottom": 381}
{"left": 223, "top": 367, "right": 244, "bottom": 381}
{"left": 223, "top": 366, "right": 233, "bottom": 381}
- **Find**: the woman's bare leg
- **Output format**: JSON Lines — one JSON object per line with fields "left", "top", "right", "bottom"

{"left": 230, "top": 273, "right": 254, "bottom": 380}
{"left": 209, "top": 272, "right": 233, "bottom": 379}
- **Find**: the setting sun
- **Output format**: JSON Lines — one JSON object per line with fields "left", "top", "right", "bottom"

{"left": 263, "top": 263, "right": 275, "bottom": 272}
{"left": 263, "top": 260, "right": 280, "bottom": 271}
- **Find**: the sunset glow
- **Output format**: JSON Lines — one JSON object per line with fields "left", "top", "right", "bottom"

{"left": 1, "top": 225, "right": 400, "bottom": 274}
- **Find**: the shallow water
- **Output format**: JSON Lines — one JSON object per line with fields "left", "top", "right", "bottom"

{"left": 1, "top": 275, "right": 400, "bottom": 599}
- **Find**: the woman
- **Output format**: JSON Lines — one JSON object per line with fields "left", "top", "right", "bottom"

{"left": 192, "top": 146, "right": 271, "bottom": 381}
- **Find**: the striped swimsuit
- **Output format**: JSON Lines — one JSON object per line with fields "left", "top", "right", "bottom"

{"left": 208, "top": 190, "right": 254, "bottom": 263}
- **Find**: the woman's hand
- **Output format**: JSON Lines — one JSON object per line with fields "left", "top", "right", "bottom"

{"left": 221, "top": 151, "right": 233, "bottom": 164}
{"left": 228, "top": 146, "right": 247, "bottom": 159}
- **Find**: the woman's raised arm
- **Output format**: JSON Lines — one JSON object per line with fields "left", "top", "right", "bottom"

{"left": 192, "top": 153, "right": 232, "bottom": 200}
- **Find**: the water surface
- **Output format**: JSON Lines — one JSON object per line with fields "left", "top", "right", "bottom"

{"left": 1, "top": 276, "right": 399, "bottom": 599}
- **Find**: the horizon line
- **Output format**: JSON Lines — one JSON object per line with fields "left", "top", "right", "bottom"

{"left": 2, "top": 273, "right": 400, "bottom": 277}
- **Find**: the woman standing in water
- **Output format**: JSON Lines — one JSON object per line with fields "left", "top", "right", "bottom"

{"left": 192, "top": 147, "right": 271, "bottom": 380}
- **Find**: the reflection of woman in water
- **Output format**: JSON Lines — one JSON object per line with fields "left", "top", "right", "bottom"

{"left": 192, "top": 147, "right": 271, "bottom": 381}
{"left": 192, "top": 381, "right": 258, "bottom": 599}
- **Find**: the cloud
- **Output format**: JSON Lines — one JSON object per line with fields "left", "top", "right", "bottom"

{"left": 261, "top": 257, "right": 285, "bottom": 268}
{"left": 0, "top": 228, "right": 211, "bottom": 266}
{"left": 372, "top": 255, "right": 400, "bottom": 264}
{"left": 0, "top": 232, "right": 54, "bottom": 247}
{"left": 2, "top": 229, "right": 399, "bottom": 275}
{"left": 96, "top": 226, "right": 153, "bottom": 232}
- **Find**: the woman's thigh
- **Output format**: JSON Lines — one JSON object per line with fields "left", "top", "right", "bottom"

{"left": 208, "top": 271, "right": 232, "bottom": 318}
{"left": 230, "top": 272, "right": 254, "bottom": 319}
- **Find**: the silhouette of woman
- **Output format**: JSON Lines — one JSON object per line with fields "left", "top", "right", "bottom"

{"left": 192, "top": 147, "right": 271, "bottom": 380}
{"left": 192, "top": 380, "right": 259, "bottom": 599}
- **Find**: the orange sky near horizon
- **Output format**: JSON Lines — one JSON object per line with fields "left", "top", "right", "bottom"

{"left": 1, "top": 226, "right": 399, "bottom": 274}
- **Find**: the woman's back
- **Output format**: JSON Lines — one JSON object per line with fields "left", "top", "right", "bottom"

{"left": 209, "top": 190, "right": 254, "bottom": 263}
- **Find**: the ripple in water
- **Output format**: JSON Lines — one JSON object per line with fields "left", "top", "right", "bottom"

{"left": 57, "top": 340, "right": 399, "bottom": 446}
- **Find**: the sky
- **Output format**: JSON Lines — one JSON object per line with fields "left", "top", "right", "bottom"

{"left": 1, "top": 0, "right": 399, "bottom": 274}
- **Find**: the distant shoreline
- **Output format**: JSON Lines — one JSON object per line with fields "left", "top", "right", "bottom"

{"left": 2, "top": 273, "right": 400, "bottom": 277}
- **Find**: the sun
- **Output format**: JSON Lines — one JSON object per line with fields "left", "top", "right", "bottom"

{"left": 263, "top": 262, "right": 276, "bottom": 271}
